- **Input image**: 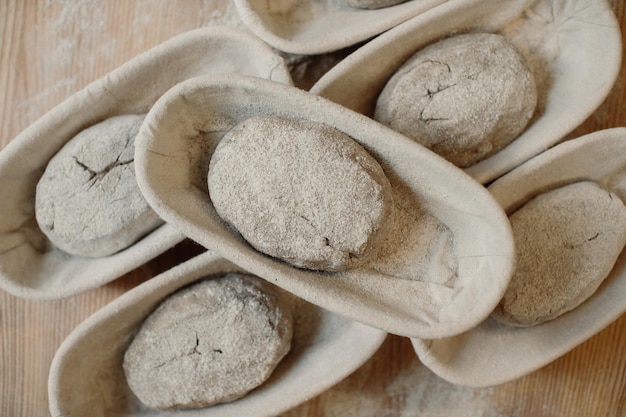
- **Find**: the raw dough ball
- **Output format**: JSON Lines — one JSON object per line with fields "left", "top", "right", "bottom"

{"left": 208, "top": 115, "right": 393, "bottom": 272}
{"left": 492, "top": 181, "right": 626, "bottom": 327}
{"left": 123, "top": 273, "right": 293, "bottom": 410}
{"left": 374, "top": 33, "right": 537, "bottom": 167}
{"left": 345, "top": 0, "right": 409, "bottom": 9}
{"left": 35, "top": 114, "right": 162, "bottom": 257}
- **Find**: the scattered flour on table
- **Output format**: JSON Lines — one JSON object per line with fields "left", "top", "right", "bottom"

{"left": 280, "top": 338, "right": 504, "bottom": 417}
{"left": 388, "top": 365, "right": 501, "bottom": 417}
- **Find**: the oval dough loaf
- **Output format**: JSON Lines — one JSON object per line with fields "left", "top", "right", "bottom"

{"left": 123, "top": 273, "right": 293, "bottom": 410}
{"left": 35, "top": 114, "right": 162, "bottom": 257}
{"left": 374, "top": 32, "right": 537, "bottom": 168}
{"left": 492, "top": 181, "right": 626, "bottom": 327}
{"left": 208, "top": 115, "right": 393, "bottom": 272}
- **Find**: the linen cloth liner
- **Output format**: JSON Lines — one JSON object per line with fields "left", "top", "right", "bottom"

{"left": 0, "top": 27, "right": 292, "bottom": 300}
{"left": 233, "top": 0, "right": 448, "bottom": 54}
{"left": 413, "top": 128, "right": 626, "bottom": 387}
{"left": 134, "top": 74, "right": 514, "bottom": 339}
{"left": 49, "top": 251, "right": 387, "bottom": 417}
{"left": 310, "top": 0, "right": 621, "bottom": 184}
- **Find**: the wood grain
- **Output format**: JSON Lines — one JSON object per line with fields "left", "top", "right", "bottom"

{"left": 1, "top": 1, "right": 625, "bottom": 416}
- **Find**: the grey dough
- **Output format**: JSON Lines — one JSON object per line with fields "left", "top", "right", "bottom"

{"left": 123, "top": 273, "right": 293, "bottom": 410}
{"left": 374, "top": 32, "right": 537, "bottom": 168}
{"left": 208, "top": 115, "right": 394, "bottom": 272}
{"left": 344, "top": 0, "right": 409, "bottom": 9}
{"left": 35, "top": 114, "right": 162, "bottom": 257}
{"left": 492, "top": 181, "right": 626, "bottom": 327}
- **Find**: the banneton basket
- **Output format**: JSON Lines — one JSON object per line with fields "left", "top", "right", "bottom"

{"left": 232, "top": 0, "right": 448, "bottom": 55}
{"left": 0, "top": 27, "right": 292, "bottom": 300}
{"left": 412, "top": 128, "right": 626, "bottom": 387}
{"left": 310, "top": 0, "right": 622, "bottom": 184}
{"left": 134, "top": 74, "right": 514, "bottom": 339}
{"left": 48, "top": 251, "right": 387, "bottom": 417}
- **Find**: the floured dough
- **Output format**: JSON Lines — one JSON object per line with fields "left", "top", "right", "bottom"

{"left": 208, "top": 115, "right": 393, "bottom": 271}
{"left": 35, "top": 114, "right": 162, "bottom": 257}
{"left": 492, "top": 181, "right": 626, "bottom": 327}
{"left": 374, "top": 32, "right": 537, "bottom": 167}
{"left": 123, "top": 273, "right": 293, "bottom": 410}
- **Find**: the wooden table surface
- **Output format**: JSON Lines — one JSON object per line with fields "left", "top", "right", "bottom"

{"left": 1, "top": 1, "right": 625, "bottom": 416}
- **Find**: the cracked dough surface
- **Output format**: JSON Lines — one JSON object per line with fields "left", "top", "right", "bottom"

{"left": 35, "top": 114, "right": 162, "bottom": 257}
{"left": 123, "top": 273, "right": 293, "bottom": 410}
{"left": 374, "top": 32, "right": 537, "bottom": 168}
{"left": 492, "top": 181, "right": 626, "bottom": 327}
{"left": 208, "top": 115, "right": 393, "bottom": 272}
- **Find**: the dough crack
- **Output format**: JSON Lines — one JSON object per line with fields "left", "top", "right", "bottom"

{"left": 426, "top": 82, "right": 457, "bottom": 98}
{"left": 73, "top": 155, "right": 134, "bottom": 187}
{"left": 188, "top": 333, "right": 202, "bottom": 356}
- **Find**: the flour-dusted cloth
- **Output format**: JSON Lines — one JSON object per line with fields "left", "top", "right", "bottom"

{"left": 311, "top": 0, "right": 621, "bottom": 184}
{"left": 134, "top": 74, "right": 514, "bottom": 339}
{"left": 233, "top": 0, "right": 448, "bottom": 54}
{"left": 413, "top": 128, "right": 626, "bottom": 387}
{"left": 49, "top": 251, "right": 387, "bottom": 417}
